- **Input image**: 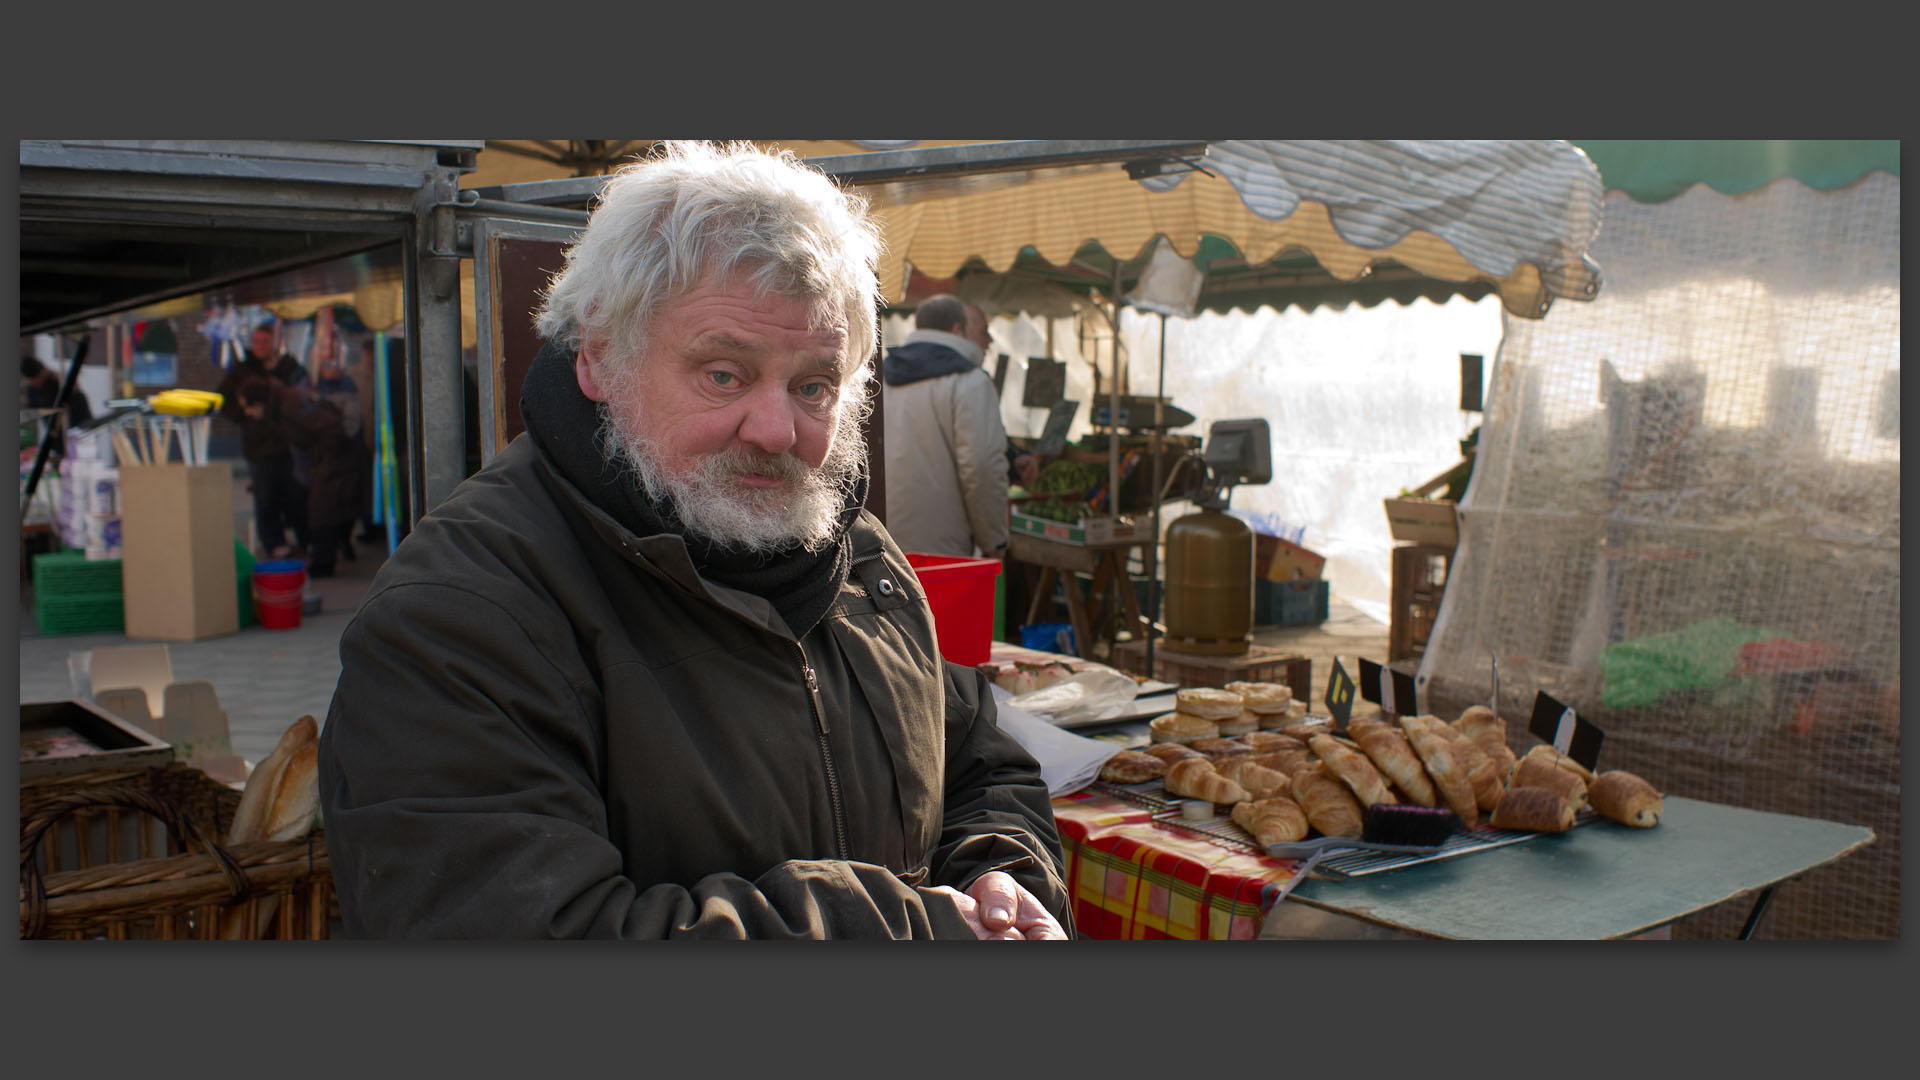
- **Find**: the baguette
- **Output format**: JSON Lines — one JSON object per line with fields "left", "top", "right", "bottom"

{"left": 1349, "top": 717, "right": 1438, "bottom": 808}
{"left": 1399, "top": 715, "right": 1479, "bottom": 828}
{"left": 1164, "top": 758, "right": 1251, "bottom": 805}
{"left": 1231, "top": 796, "right": 1310, "bottom": 847}
{"left": 1308, "top": 733, "right": 1395, "bottom": 808}
{"left": 1489, "top": 786, "right": 1576, "bottom": 833}
{"left": 1589, "top": 770, "right": 1663, "bottom": 827}
{"left": 1215, "top": 758, "right": 1293, "bottom": 800}
{"left": 1511, "top": 754, "right": 1589, "bottom": 813}
{"left": 228, "top": 715, "right": 318, "bottom": 845}
{"left": 1291, "top": 763, "right": 1365, "bottom": 839}
{"left": 264, "top": 743, "right": 320, "bottom": 842}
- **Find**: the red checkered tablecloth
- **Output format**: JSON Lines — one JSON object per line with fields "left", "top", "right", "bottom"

{"left": 1051, "top": 790, "right": 1304, "bottom": 940}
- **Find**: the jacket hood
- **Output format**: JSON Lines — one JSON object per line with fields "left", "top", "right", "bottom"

{"left": 883, "top": 337, "right": 979, "bottom": 387}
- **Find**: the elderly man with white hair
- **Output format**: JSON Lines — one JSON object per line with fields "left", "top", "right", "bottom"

{"left": 317, "top": 141, "right": 1071, "bottom": 940}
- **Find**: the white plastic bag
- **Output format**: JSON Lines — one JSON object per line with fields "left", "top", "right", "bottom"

{"left": 1004, "top": 668, "right": 1142, "bottom": 726}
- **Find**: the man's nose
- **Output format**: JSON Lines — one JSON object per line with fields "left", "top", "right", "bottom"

{"left": 735, "top": 385, "right": 799, "bottom": 455}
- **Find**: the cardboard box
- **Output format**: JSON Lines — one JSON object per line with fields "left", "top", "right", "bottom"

{"left": 119, "top": 463, "right": 239, "bottom": 641}
{"left": 1383, "top": 496, "right": 1459, "bottom": 547}
{"left": 1255, "top": 533, "right": 1327, "bottom": 582}
{"left": 1010, "top": 510, "right": 1145, "bottom": 546}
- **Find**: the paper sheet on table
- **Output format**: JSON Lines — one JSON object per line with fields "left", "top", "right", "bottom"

{"left": 992, "top": 685, "right": 1121, "bottom": 797}
{"left": 1003, "top": 669, "right": 1143, "bottom": 726}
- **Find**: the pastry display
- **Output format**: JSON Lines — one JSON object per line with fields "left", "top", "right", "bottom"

{"left": 1349, "top": 717, "right": 1439, "bottom": 808}
{"left": 1163, "top": 758, "right": 1251, "bottom": 805}
{"left": 1400, "top": 714, "right": 1480, "bottom": 828}
{"left": 1099, "top": 750, "right": 1170, "bottom": 785}
{"left": 1225, "top": 681, "right": 1292, "bottom": 715}
{"left": 1489, "top": 786, "right": 1576, "bottom": 833}
{"left": 1231, "top": 796, "right": 1311, "bottom": 847}
{"left": 1174, "top": 687, "right": 1246, "bottom": 721}
{"left": 1215, "top": 758, "right": 1293, "bottom": 800}
{"left": 1141, "top": 742, "right": 1209, "bottom": 765}
{"left": 1589, "top": 770, "right": 1663, "bottom": 827}
{"left": 1290, "top": 763, "right": 1365, "bottom": 839}
{"left": 1308, "top": 733, "right": 1395, "bottom": 808}
{"left": 1191, "top": 737, "right": 1256, "bottom": 762}
{"left": 1149, "top": 711, "right": 1219, "bottom": 745}
{"left": 1511, "top": 754, "right": 1589, "bottom": 813}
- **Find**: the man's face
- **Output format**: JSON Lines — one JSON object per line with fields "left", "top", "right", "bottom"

{"left": 578, "top": 273, "right": 865, "bottom": 553}
{"left": 963, "top": 307, "right": 992, "bottom": 352}
{"left": 250, "top": 328, "right": 275, "bottom": 358}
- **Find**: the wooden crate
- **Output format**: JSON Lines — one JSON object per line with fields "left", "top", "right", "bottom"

{"left": 1110, "top": 639, "right": 1310, "bottom": 697}
{"left": 20, "top": 763, "right": 333, "bottom": 940}
{"left": 1390, "top": 543, "right": 1454, "bottom": 662}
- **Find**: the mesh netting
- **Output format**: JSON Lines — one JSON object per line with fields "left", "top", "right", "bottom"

{"left": 1420, "top": 173, "right": 1901, "bottom": 939}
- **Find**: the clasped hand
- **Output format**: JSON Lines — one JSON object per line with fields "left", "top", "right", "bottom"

{"left": 930, "top": 870, "right": 1068, "bottom": 940}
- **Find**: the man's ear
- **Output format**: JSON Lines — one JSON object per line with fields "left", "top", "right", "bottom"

{"left": 575, "top": 339, "right": 611, "bottom": 403}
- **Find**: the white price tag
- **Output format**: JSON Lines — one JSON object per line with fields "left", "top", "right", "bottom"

{"left": 1380, "top": 673, "right": 1396, "bottom": 715}
{"left": 1553, "top": 707, "right": 1578, "bottom": 756}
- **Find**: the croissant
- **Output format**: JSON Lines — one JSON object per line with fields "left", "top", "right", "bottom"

{"left": 1512, "top": 754, "right": 1589, "bottom": 813}
{"left": 1308, "top": 733, "right": 1395, "bottom": 808}
{"left": 1489, "top": 786, "right": 1575, "bottom": 833}
{"left": 1164, "top": 758, "right": 1252, "bottom": 805}
{"left": 1141, "top": 742, "right": 1209, "bottom": 766}
{"left": 1232, "top": 796, "right": 1310, "bottom": 847}
{"left": 1240, "top": 731, "right": 1306, "bottom": 754}
{"left": 1291, "top": 763, "right": 1365, "bottom": 839}
{"left": 1216, "top": 758, "right": 1293, "bottom": 800}
{"left": 1400, "top": 715, "right": 1479, "bottom": 828}
{"left": 1423, "top": 717, "right": 1502, "bottom": 811}
{"left": 1453, "top": 706, "right": 1519, "bottom": 785}
{"left": 1099, "top": 750, "right": 1170, "bottom": 785}
{"left": 1589, "top": 770, "right": 1663, "bottom": 827}
{"left": 1350, "top": 717, "right": 1438, "bottom": 808}
{"left": 1191, "top": 737, "right": 1256, "bottom": 763}
{"left": 1247, "top": 749, "right": 1308, "bottom": 778}
{"left": 1523, "top": 744, "right": 1596, "bottom": 784}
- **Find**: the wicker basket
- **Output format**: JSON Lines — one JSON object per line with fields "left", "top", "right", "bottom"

{"left": 19, "top": 763, "right": 333, "bottom": 940}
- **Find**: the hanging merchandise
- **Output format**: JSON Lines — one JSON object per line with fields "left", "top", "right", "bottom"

{"left": 198, "top": 302, "right": 249, "bottom": 371}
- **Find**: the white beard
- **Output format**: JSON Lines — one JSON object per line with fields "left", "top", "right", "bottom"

{"left": 599, "top": 402, "right": 867, "bottom": 555}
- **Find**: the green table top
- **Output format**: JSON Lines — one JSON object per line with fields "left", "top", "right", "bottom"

{"left": 1281, "top": 796, "right": 1876, "bottom": 940}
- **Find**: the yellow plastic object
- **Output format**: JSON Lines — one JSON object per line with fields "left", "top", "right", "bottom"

{"left": 150, "top": 389, "right": 224, "bottom": 416}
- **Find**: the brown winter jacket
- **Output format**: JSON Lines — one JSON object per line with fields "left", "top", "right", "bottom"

{"left": 317, "top": 433, "right": 1071, "bottom": 939}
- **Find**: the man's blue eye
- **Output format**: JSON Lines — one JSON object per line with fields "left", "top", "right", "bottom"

{"left": 710, "top": 371, "right": 737, "bottom": 387}
{"left": 796, "top": 382, "right": 830, "bottom": 401}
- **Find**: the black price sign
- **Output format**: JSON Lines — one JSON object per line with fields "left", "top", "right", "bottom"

{"left": 1527, "top": 691, "right": 1605, "bottom": 772}
{"left": 1357, "top": 658, "right": 1417, "bottom": 719}
{"left": 1325, "top": 658, "right": 1356, "bottom": 730}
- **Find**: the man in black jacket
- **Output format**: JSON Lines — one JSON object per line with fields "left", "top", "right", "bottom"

{"left": 317, "top": 141, "right": 1072, "bottom": 940}
{"left": 217, "top": 324, "right": 309, "bottom": 557}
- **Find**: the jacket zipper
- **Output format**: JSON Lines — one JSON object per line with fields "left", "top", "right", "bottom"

{"left": 796, "top": 642, "right": 850, "bottom": 861}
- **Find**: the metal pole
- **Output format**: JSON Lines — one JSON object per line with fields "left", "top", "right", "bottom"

{"left": 1146, "top": 311, "right": 1166, "bottom": 675}
{"left": 415, "top": 178, "right": 467, "bottom": 518}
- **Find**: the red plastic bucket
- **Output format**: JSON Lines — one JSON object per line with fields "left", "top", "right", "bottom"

{"left": 904, "top": 553, "right": 1002, "bottom": 667}
{"left": 252, "top": 559, "right": 307, "bottom": 630}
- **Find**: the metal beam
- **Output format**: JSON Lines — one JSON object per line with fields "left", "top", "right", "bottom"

{"left": 803, "top": 140, "right": 1209, "bottom": 185}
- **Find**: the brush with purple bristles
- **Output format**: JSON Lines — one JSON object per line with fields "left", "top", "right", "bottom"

{"left": 1265, "top": 805, "right": 1462, "bottom": 907}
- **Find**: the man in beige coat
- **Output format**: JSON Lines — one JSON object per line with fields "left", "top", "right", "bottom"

{"left": 880, "top": 295, "right": 1012, "bottom": 558}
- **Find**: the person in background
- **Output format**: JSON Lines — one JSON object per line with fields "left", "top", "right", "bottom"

{"left": 960, "top": 302, "right": 1044, "bottom": 491}
{"left": 220, "top": 323, "right": 311, "bottom": 557}
{"left": 880, "top": 294, "right": 1013, "bottom": 558}
{"left": 316, "top": 140, "right": 1070, "bottom": 940}
{"left": 22, "top": 356, "right": 93, "bottom": 428}
{"left": 294, "top": 327, "right": 372, "bottom": 576}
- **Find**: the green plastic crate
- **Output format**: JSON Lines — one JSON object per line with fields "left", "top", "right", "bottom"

{"left": 34, "top": 591, "right": 125, "bottom": 636}
{"left": 32, "top": 550, "right": 124, "bottom": 597}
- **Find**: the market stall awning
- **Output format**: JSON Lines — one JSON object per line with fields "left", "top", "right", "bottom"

{"left": 865, "top": 140, "right": 1606, "bottom": 320}
{"left": 1570, "top": 139, "right": 1899, "bottom": 203}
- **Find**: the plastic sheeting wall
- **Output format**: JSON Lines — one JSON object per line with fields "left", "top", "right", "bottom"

{"left": 1420, "top": 174, "right": 1900, "bottom": 939}
{"left": 885, "top": 298, "right": 1503, "bottom": 625}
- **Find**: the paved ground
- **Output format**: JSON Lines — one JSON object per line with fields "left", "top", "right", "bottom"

{"left": 19, "top": 476, "right": 1391, "bottom": 770}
